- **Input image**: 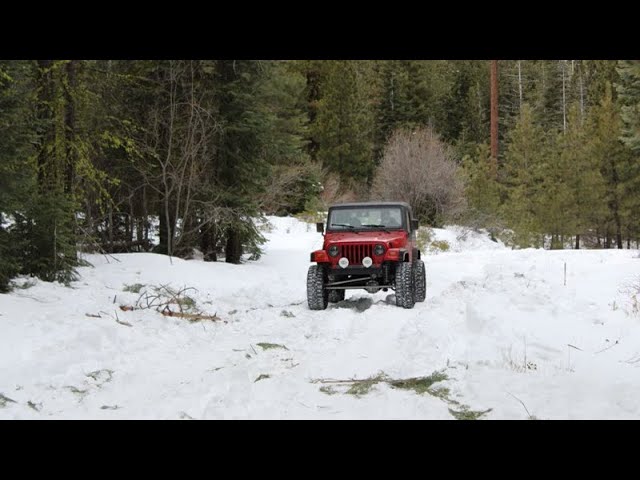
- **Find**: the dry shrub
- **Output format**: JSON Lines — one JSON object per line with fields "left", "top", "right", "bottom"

{"left": 372, "top": 127, "right": 466, "bottom": 226}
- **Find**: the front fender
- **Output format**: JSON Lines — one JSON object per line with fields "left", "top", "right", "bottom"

{"left": 385, "top": 248, "right": 409, "bottom": 262}
{"left": 310, "top": 250, "right": 330, "bottom": 263}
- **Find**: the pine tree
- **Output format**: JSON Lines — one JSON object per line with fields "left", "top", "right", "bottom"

{"left": 529, "top": 60, "right": 566, "bottom": 134}
{"left": 0, "top": 61, "right": 32, "bottom": 291}
{"left": 214, "top": 60, "right": 273, "bottom": 264}
{"left": 586, "top": 83, "right": 629, "bottom": 248}
{"left": 313, "top": 61, "right": 376, "bottom": 185}
{"left": 20, "top": 60, "right": 81, "bottom": 282}
{"left": 294, "top": 60, "right": 324, "bottom": 163}
{"left": 616, "top": 60, "right": 640, "bottom": 153}
{"left": 374, "top": 61, "right": 452, "bottom": 160}
{"left": 584, "top": 61, "right": 619, "bottom": 108}
{"left": 617, "top": 146, "right": 640, "bottom": 246}
{"left": 559, "top": 104, "right": 607, "bottom": 248}
{"left": 257, "top": 61, "right": 318, "bottom": 215}
{"left": 537, "top": 132, "right": 576, "bottom": 249}
{"left": 462, "top": 143, "right": 502, "bottom": 235}
{"left": 501, "top": 104, "right": 548, "bottom": 247}
{"left": 614, "top": 62, "right": 640, "bottom": 246}
{"left": 433, "top": 61, "right": 490, "bottom": 160}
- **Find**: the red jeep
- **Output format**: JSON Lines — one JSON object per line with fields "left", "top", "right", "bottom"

{"left": 307, "top": 202, "right": 426, "bottom": 310}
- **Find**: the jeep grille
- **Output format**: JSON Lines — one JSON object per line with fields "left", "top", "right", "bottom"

{"left": 342, "top": 243, "right": 375, "bottom": 265}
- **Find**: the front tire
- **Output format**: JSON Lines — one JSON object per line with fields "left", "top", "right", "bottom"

{"left": 395, "top": 262, "right": 415, "bottom": 309}
{"left": 307, "top": 265, "right": 328, "bottom": 310}
{"left": 414, "top": 260, "right": 426, "bottom": 302}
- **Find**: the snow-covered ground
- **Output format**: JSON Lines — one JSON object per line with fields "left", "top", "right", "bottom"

{"left": 1, "top": 216, "right": 639, "bottom": 419}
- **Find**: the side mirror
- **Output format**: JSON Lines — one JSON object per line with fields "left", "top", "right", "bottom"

{"left": 316, "top": 222, "right": 324, "bottom": 233}
{"left": 411, "top": 219, "right": 419, "bottom": 231}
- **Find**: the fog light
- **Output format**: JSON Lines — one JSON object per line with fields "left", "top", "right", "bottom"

{"left": 362, "top": 256, "right": 373, "bottom": 268}
{"left": 338, "top": 257, "right": 349, "bottom": 268}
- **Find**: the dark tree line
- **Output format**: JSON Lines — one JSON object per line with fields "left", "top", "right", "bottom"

{"left": 2, "top": 60, "right": 640, "bottom": 291}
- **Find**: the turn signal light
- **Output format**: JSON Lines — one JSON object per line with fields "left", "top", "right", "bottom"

{"left": 313, "top": 250, "right": 329, "bottom": 262}
{"left": 386, "top": 249, "right": 401, "bottom": 260}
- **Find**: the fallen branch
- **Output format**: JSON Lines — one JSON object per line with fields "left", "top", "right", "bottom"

{"left": 0, "top": 393, "right": 17, "bottom": 407}
{"left": 507, "top": 392, "right": 534, "bottom": 419}
{"left": 623, "top": 353, "right": 640, "bottom": 364}
{"left": 115, "top": 311, "right": 132, "bottom": 327}
{"left": 76, "top": 224, "right": 123, "bottom": 262}
{"left": 85, "top": 313, "right": 102, "bottom": 318}
{"left": 160, "top": 308, "right": 221, "bottom": 322}
{"left": 311, "top": 377, "right": 373, "bottom": 384}
{"left": 595, "top": 340, "right": 619, "bottom": 354}
{"left": 120, "top": 284, "right": 223, "bottom": 323}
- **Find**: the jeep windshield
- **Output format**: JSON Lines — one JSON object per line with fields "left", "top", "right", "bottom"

{"left": 328, "top": 206, "right": 405, "bottom": 231}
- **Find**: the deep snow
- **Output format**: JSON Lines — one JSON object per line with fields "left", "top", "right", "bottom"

{"left": 1, "top": 216, "right": 639, "bottom": 419}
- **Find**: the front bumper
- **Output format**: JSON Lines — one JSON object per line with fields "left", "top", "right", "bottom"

{"left": 329, "top": 265, "right": 384, "bottom": 276}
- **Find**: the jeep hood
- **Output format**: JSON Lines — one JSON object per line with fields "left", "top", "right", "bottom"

{"left": 325, "top": 231, "right": 407, "bottom": 245}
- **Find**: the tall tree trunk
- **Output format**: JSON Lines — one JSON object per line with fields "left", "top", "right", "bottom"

{"left": 127, "top": 197, "right": 133, "bottom": 243}
{"left": 579, "top": 62, "right": 585, "bottom": 123}
{"left": 135, "top": 187, "right": 143, "bottom": 243}
{"left": 575, "top": 234, "right": 580, "bottom": 249}
{"left": 158, "top": 202, "right": 176, "bottom": 255}
{"left": 225, "top": 226, "right": 242, "bottom": 264}
{"left": 108, "top": 205, "right": 114, "bottom": 245}
{"left": 608, "top": 157, "right": 624, "bottom": 249}
{"left": 490, "top": 60, "right": 499, "bottom": 177}
{"left": 517, "top": 60, "right": 523, "bottom": 111}
{"left": 201, "top": 222, "right": 218, "bottom": 262}
{"left": 137, "top": 216, "right": 144, "bottom": 243}
{"left": 142, "top": 184, "right": 149, "bottom": 241}
{"left": 63, "top": 60, "right": 77, "bottom": 195}
{"left": 306, "top": 66, "right": 321, "bottom": 162}
{"left": 36, "top": 60, "right": 55, "bottom": 192}
{"left": 561, "top": 60, "right": 567, "bottom": 133}
{"left": 63, "top": 60, "right": 78, "bottom": 261}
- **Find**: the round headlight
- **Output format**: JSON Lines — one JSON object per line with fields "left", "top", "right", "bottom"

{"left": 362, "top": 256, "right": 373, "bottom": 268}
{"left": 338, "top": 257, "right": 349, "bottom": 269}
{"left": 374, "top": 244, "right": 385, "bottom": 256}
{"left": 328, "top": 245, "right": 339, "bottom": 257}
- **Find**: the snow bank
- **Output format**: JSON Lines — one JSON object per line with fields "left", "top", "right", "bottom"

{"left": 1, "top": 215, "right": 639, "bottom": 419}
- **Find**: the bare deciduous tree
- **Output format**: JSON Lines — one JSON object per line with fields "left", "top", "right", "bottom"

{"left": 135, "top": 61, "right": 222, "bottom": 258}
{"left": 258, "top": 163, "right": 323, "bottom": 215}
{"left": 372, "top": 127, "right": 466, "bottom": 226}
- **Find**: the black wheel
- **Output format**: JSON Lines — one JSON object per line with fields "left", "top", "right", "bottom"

{"left": 328, "top": 289, "right": 345, "bottom": 303}
{"left": 395, "top": 262, "right": 415, "bottom": 309}
{"left": 307, "top": 265, "right": 328, "bottom": 310}
{"left": 414, "top": 259, "right": 426, "bottom": 302}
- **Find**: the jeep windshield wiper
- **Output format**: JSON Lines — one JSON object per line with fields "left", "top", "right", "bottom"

{"left": 361, "top": 224, "right": 390, "bottom": 233}
{"left": 330, "top": 223, "right": 360, "bottom": 234}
